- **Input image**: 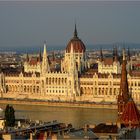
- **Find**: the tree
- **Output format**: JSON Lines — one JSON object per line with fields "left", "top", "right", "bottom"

{"left": 4, "top": 104, "right": 15, "bottom": 127}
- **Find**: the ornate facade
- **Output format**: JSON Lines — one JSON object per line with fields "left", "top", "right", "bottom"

{"left": 98, "top": 47, "right": 121, "bottom": 74}
{"left": 98, "top": 47, "right": 131, "bottom": 74}
{"left": 0, "top": 26, "right": 140, "bottom": 103}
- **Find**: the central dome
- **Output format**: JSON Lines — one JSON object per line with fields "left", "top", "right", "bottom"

{"left": 66, "top": 25, "right": 86, "bottom": 53}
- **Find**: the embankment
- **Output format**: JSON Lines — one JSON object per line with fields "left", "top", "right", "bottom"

{"left": 0, "top": 99, "right": 117, "bottom": 109}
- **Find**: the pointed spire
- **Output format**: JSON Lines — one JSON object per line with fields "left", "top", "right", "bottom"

{"left": 100, "top": 48, "right": 103, "bottom": 62}
{"left": 52, "top": 51, "right": 55, "bottom": 61}
{"left": 69, "top": 43, "right": 74, "bottom": 73}
{"left": 118, "top": 49, "right": 140, "bottom": 129}
{"left": 127, "top": 47, "right": 130, "bottom": 61}
{"left": 74, "top": 23, "right": 78, "bottom": 38}
{"left": 120, "top": 48, "right": 129, "bottom": 101}
{"left": 122, "top": 48, "right": 126, "bottom": 61}
{"left": 43, "top": 41, "right": 47, "bottom": 56}
{"left": 38, "top": 48, "right": 42, "bottom": 62}
{"left": 117, "top": 48, "right": 130, "bottom": 117}
{"left": 113, "top": 46, "right": 115, "bottom": 61}
{"left": 114, "top": 47, "right": 118, "bottom": 62}
{"left": 26, "top": 53, "right": 29, "bottom": 62}
{"left": 42, "top": 41, "right": 50, "bottom": 73}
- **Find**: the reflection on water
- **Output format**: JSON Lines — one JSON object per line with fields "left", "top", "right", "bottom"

{"left": 0, "top": 104, "right": 117, "bottom": 127}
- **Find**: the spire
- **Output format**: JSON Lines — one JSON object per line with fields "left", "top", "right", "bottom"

{"left": 127, "top": 47, "right": 130, "bottom": 61}
{"left": 69, "top": 42, "right": 78, "bottom": 97}
{"left": 120, "top": 48, "right": 129, "bottom": 102}
{"left": 43, "top": 41, "right": 47, "bottom": 56}
{"left": 42, "top": 41, "right": 50, "bottom": 74}
{"left": 114, "top": 47, "right": 118, "bottom": 62}
{"left": 38, "top": 48, "right": 42, "bottom": 62}
{"left": 122, "top": 48, "right": 126, "bottom": 61}
{"left": 52, "top": 51, "right": 55, "bottom": 61}
{"left": 117, "top": 48, "right": 129, "bottom": 117}
{"left": 113, "top": 46, "right": 115, "bottom": 61}
{"left": 26, "top": 53, "right": 29, "bottom": 62}
{"left": 74, "top": 23, "right": 78, "bottom": 38}
{"left": 100, "top": 48, "right": 103, "bottom": 62}
{"left": 69, "top": 43, "right": 75, "bottom": 73}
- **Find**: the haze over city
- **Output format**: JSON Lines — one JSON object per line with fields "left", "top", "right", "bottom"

{"left": 0, "top": 1, "right": 140, "bottom": 51}
{"left": 0, "top": 1, "right": 140, "bottom": 139}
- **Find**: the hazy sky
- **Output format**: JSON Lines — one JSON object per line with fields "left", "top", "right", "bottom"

{"left": 0, "top": 1, "right": 140, "bottom": 48}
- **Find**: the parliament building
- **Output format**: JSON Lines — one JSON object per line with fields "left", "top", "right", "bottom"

{"left": 0, "top": 25, "right": 140, "bottom": 103}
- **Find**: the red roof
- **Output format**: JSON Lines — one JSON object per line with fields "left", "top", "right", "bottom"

{"left": 130, "top": 70, "right": 140, "bottom": 77}
{"left": 66, "top": 38, "right": 86, "bottom": 53}
{"left": 120, "top": 98, "right": 140, "bottom": 128}
{"left": 104, "top": 58, "right": 114, "bottom": 65}
{"left": 29, "top": 57, "right": 40, "bottom": 65}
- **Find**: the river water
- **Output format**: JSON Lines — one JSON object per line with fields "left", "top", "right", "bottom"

{"left": 0, "top": 104, "right": 117, "bottom": 128}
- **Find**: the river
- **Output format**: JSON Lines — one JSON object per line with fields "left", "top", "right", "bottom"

{"left": 0, "top": 104, "right": 117, "bottom": 128}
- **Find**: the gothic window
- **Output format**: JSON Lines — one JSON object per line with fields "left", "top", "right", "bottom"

{"left": 46, "top": 78, "right": 48, "bottom": 84}
{"left": 50, "top": 78, "right": 52, "bottom": 84}
{"left": 37, "top": 86, "right": 39, "bottom": 93}
{"left": 98, "top": 88, "right": 101, "bottom": 95}
{"left": 61, "top": 78, "right": 63, "bottom": 84}
{"left": 95, "top": 88, "right": 97, "bottom": 95}
{"left": 110, "top": 89, "right": 112, "bottom": 95}
{"left": 42, "top": 80, "right": 44, "bottom": 88}
{"left": 114, "top": 88, "right": 116, "bottom": 95}
{"left": 33, "top": 86, "right": 35, "bottom": 93}
{"left": 105, "top": 88, "right": 107, "bottom": 95}
{"left": 52, "top": 78, "right": 54, "bottom": 84}
{"left": 58, "top": 78, "right": 61, "bottom": 85}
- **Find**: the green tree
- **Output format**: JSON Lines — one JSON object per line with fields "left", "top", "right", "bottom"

{"left": 4, "top": 104, "right": 15, "bottom": 127}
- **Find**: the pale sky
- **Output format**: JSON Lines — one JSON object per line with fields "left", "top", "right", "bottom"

{"left": 0, "top": 1, "right": 140, "bottom": 48}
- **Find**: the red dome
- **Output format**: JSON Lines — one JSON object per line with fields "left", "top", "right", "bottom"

{"left": 66, "top": 24, "right": 86, "bottom": 53}
{"left": 66, "top": 38, "right": 86, "bottom": 53}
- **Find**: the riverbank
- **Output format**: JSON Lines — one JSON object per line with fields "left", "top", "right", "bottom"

{"left": 0, "top": 98, "right": 118, "bottom": 109}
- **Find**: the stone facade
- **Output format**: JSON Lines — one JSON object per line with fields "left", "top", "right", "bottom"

{"left": 98, "top": 60, "right": 121, "bottom": 74}
{"left": 98, "top": 48, "right": 131, "bottom": 74}
{"left": 0, "top": 27, "right": 140, "bottom": 103}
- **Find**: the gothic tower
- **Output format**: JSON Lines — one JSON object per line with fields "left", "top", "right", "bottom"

{"left": 68, "top": 43, "right": 80, "bottom": 98}
{"left": 26, "top": 53, "right": 29, "bottom": 62}
{"left": 61, "top": 24, "right": 87, "bottom": 74}
{"left": 41, "top": 42, "right": 50, "bottom": 74}
{"left": 100, "top": 48, "right": 103, "bottom": 62}
{"left": 117, "top": 49, "right": 129, "bottom": 117}
{"left": 114, "top": 47, "right": 118, "bottom": 62}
